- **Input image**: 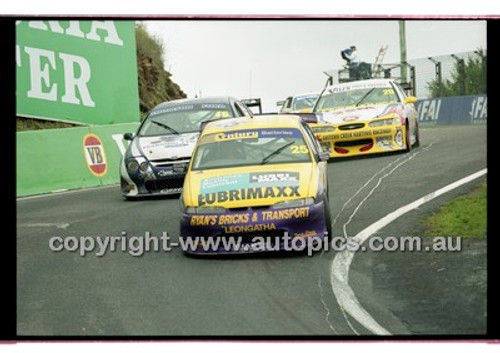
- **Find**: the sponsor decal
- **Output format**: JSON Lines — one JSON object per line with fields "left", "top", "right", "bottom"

{"left": 215, "top": 130, "right": 258, "bottom": 141}
{"left": 198, "top": 186, "right": 301, "bottom": 206}
{"left": 83, "top": 134, "right": 107, "bottom": 177}
{"left": 418, "top": 99, "right": 441, "bottom": 122}
{"left": 200, "top": 172, "right": 300, "bottom": 193}
{"left": 200, "top": 174, "right": 249, "bottom": 193}
{"left": 250, "top": 172, "right": 300, "bottom": 185}
{"left": 188, "top": 206, "right": 311, "bottom": 234}
{"left": 200, "top": 103, "right": 227, "bottom": 109}
{"left": 207, "top": 128, "right": 302, "bottom": 144}
{"left": 150, "top": 105, "right": 194, "bottom": 116}
{"left": 469, "top": 96, "right": 487, "bottom": 122}
{"left": 323, "top": 128, "right": 393, "bottom": 141}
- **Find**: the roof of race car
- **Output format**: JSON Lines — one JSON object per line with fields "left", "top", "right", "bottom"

{"left": 323, "top": 78, "right": 396, "bottom": 92}
{"left": 200, "top": 115, "right": 304, "bottom": 136}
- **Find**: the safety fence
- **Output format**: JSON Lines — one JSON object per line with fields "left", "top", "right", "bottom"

{"left": 415, "top": 94, "right": 487, "bottom": 125}
{"left": 17, "top": 123, "right": 139, "bottom": 197}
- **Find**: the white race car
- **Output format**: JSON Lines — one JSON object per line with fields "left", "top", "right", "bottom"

{"left": 278, "top": 92, "right": 319, "bottom": 113}
{"left": 120, "top": 96, "right": 254, "bottom": 198}
{"left": 312, "top": 79, "right": 420, "bottom": 158}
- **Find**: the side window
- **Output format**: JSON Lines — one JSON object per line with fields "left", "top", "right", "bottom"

{"left": 301, "top": 123, "right": 321, "bottom": 158}
{"left": 285, "top": 97, "right": 293, "bottom": 109}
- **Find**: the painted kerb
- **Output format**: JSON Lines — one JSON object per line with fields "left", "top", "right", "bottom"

{"left": 415, "top": 94, "right": 487, "bottom": 125}
{"left": 16, "top": 123, "right": 140, "bottom": 197}
{"left": 16, "top": 20, "right": 140, "bottom": 125}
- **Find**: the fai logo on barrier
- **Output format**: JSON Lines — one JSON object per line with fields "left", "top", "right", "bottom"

{"left": 83, "top": 134, "right": 107, "bottom": 177}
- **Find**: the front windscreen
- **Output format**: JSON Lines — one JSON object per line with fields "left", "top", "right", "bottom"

{"left": 139, "top": 103, "right": 232, "bottom": 136}
{"left": 316, "top": 87, "right": 399, "bottom": 112}
{"left": 293, "top": 95, "right": 319, "bottom": 111}
{"left": 192, "top": 128, "right": 311, "bottom": 170}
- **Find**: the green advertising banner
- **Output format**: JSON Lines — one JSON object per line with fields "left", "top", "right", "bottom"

{"left": 16, "top": 123, "right": 140, "bottom": 197}
{"left": 16, "top": 20, "right": 140, "bottom": 125}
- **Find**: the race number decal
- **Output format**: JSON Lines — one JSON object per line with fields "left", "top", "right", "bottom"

{"left": 291, "top": 145, "right": 309, "bottom": 154}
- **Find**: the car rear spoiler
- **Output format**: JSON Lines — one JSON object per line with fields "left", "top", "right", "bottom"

{"left": 256, "top": 112, "right": 319, "bottom": 124}
{"left": 199, "top": 112, "right": 319, "bottom": 133}
{"left": 240, "top": 98, "right": 262, "bottom": 115}
{"left": 199, "top": 119, "right": 223, "bottom": 132}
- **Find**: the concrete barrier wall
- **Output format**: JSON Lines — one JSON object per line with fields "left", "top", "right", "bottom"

{"left": 16, "top": 94, "right": 488, "bottom": 197}
{"left": 415, "top": 94, "right": 487, "bottom": 125}
{"left": 17, "top": 123, "right": 139, "bottom": 197}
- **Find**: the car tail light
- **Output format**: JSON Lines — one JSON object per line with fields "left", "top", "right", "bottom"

{"left": 334, "top": 147, "right": 349, "bottom": 154}
{"left": 359, "top": 142, "right": 374, "bottom": 152}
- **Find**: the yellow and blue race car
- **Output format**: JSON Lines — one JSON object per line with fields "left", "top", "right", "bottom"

{"left": 179, "top": 115, "right": 331, "bottom": 255}
{"left": 312, "top": 79, "right": 420, "bottom": 158}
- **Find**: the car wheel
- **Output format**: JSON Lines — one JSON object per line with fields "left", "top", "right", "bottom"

{"left": 405, "top": 120, "right": 412, "bottom": 152}
{"left": 324, "top": 200, "right": 333, "bottom": 239}
{"left": 413, "top": 121, "right": 420, "bottom": 148}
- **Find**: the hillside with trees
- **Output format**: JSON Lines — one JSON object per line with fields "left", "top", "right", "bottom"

{"left": 135, "top": 22, "right": 186, "bottom": 117}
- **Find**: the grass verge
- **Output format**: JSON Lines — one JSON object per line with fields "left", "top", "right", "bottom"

{"left": 423, "top": 181, "right": 487, "bottom": 238}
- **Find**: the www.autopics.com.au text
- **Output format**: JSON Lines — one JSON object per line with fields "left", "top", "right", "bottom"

{"left": 47, "top": 231, "right": 462, "bottom": 257}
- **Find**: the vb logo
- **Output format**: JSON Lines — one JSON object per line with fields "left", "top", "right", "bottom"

{"left": 83, "top": 134, "right": 107, "bottom": 177}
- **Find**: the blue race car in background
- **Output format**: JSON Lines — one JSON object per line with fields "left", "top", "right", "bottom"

{"left": 120, "top": 96, "right": 254, "bottom": 198}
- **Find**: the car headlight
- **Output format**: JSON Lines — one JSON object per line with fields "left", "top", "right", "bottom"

{"left": 272, "top": 197, "right": 315, "bottom": 209}
{"left": 139, "top": 162, "right": 149, "bottom": 172}
{"left": 185, "top": 206, "right": 227, "bottom": 214}
{"left": 368, "top": 117, "right": 401, "bottom": 127}
{"left": 127, "top": 159, "right": 139, "bottom": 173}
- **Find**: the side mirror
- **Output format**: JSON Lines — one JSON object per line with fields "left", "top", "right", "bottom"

{"left": 319, "top": 151, "right": 330, "bottom": 162}
{"left": 404, "top": 96, "right": 417, "bottom": 104}
{"left": 276, "top": 100, "right": 285, "bottom": 107}
{"left": 123, "top": 132, "right": 135, "bottom": 141}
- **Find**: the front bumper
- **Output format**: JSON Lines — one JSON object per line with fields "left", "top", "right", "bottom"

{"left": 121, "top": 162, "right": 187, "bottom": 198}
{"left": 180, "top": 200, "right": 328, "bottom": 254}
{"left": 315, "top": 124, "right": 406, "bottom": 158}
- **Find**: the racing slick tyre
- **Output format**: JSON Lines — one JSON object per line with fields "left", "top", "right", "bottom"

{"left": 324, "top": 200, "right": 333, "bottom": 240}
{"left": 414, "top": 121, "right": 420, "bottom": 148}
{"left": 404, "top": 120, "right": 412, "bottom": 153}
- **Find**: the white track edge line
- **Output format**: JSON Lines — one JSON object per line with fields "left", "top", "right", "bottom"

{"left": 330, "top": 168, "right": 487, "bottom": 335}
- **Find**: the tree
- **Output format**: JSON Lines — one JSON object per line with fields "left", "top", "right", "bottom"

{"left": 427, "top": 49, "right": 486, "bottom": 98}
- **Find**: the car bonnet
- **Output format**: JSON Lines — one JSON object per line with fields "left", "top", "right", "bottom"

{"left": 183, "top": 163, "right": 318, "bottom": 208}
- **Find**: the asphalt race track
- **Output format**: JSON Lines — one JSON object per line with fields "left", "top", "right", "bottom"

{"left": 17, "top": 124, "right": 487, "bottom": 336}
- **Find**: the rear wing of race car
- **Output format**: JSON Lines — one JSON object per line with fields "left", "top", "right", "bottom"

{"left": 291, "top": 112, "right": 318, "bottom": 124}
{"left": 255, "top": 112, "right": 319, "bottom": 124}
{"left": 199, "top": 110, "right": 319, "bottom": 133}
{"left": 240, "top": 98, "right": 262, "bottom": 115}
